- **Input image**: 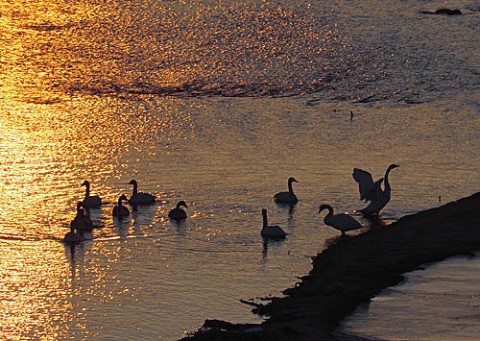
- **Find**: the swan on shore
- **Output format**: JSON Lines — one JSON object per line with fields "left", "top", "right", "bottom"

{"left": 113, "top": 194, "right": 130, "bottom": 217}
{"left": 274, "top": 177, "right": 299, "bottom": 204}
{"left": 318, "top": 204, "right": 362, "bottom": 236}
{"left": 353, "top": 164, "right": 400, "bottom": 216}
{"left": 261, "top": 209, "right": 287, "bottom": 239}
{"left": 128, "top": 180, "right": 156, "bottom": 205}
{"left": 168, "top": 201, "right": 188, "bottom": 221}
{"left": 81, "top": 180, "right": 102, "bottom": 208}
{"left": 72, "top": 202, "right": 94, "bottom": 233}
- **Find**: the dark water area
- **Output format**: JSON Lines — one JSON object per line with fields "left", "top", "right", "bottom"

{"left": 0, "top": 0, "right": 479, "bottom": 340}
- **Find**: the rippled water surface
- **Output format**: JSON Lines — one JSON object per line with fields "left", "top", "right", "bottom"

{"left": 0, "top": 0, "right": 479, "bottom": 340}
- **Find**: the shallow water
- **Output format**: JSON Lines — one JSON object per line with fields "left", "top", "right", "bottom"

{"left": 0, "top": 0, "right": 479, "bottom": 340}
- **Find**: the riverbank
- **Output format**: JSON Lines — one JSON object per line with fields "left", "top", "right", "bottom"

{"left": 182, "top": 192, "right": 480, "bottom": 340}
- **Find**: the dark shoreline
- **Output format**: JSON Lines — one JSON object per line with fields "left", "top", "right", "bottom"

{"left": 182, "top": 192, "right": 480, "bottom": 340}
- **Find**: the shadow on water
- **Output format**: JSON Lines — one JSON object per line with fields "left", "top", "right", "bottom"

{"left": 262, "top": 238, "right": 286, "bottom": 265}
{"left": 274, "top": 202, "right": 297, "bottom": 219}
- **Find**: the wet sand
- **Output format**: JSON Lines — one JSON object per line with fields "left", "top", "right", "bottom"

{"left": 182, "top": 192, "right": 480, "bottom": 340}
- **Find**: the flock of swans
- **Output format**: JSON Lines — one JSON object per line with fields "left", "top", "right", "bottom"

{"left": 64, "top": 164, "right": 400, "bottom": 243}
{"left": 263, "top": 164, "right": 400, "bottom": 238}
{"left": 64, "top": 180, "right": 187, "bottom": 243}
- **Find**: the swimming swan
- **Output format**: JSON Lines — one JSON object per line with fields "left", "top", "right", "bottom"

{"left": 274, "top": 177, "right": 299, "bottom": 204}
{"left": 128, "top": 180, "right": 156, "bottom": 205}
{"left": 63, "top": 221, "right": 86, "bottom": 244}
{"left": 261, "top": 209, "right": 287, "bottom": 239}
{"left": 71, "top": 202, "right": 94, "bottom": 233}
{"left": 112, "top": 194, "right": 130, "bottom": 217}
{"left": 168, "top": 201, "right": 188, "bottom": 220}
{"left": 353, "top": 164, "right": 399, "bottom": 216}
{"left": 318, "top": 204, "right": 362, "bottom": 236}
{"left": 81, "top": 180, "right": 103, "bottom": 208}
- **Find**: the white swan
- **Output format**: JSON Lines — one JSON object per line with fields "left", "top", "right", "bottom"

{"left": 318, "top": 204, "right": 362, "bottom": 236}
{"left": 352, "top": 164, "right": 400, "bottom": 216}
{"left": 112, "top": 194, "right": 130, "bottom": 217}
{"left": 168, "top": 201, "right": 188, "bottom": 221}
{"left": 274, "top": 177, "right": 299, "bottom": 204}
{"left": 71, "top": 202, "right": 94, "bottom": 233}
{"left": 128, "top": 180, "right": 156, "bottom": 205}
{"left": 81, "top": 180, "right": 103, "bottom": 208}
{"left": 261, "top": 209, "right": 287, "bottom": 239}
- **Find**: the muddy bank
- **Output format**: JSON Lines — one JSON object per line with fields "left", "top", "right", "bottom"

{"left": 182, "top": 192, "right": 480, "bottom": 340}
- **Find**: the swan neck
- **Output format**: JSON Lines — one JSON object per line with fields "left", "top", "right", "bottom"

{"left": 288, "top": 180, "right": 295, "bottom": 194}
{"left": 132, "top": 183, "right": 138, "bottom": 195}
{"left": 262, "top": 213, "right": 268, "bottom": 228}
{"left": 84, "top": 185, "right": 90, "bottom": 197}
{"left": 118, "top": 197, "right": 123, "bottom": 206}
{"left": 384, "top": 168, "right": 393, "bottom": 194}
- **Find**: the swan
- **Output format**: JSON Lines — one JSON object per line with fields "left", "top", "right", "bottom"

{"left": 81, "top": 180, "right": 102, "bottom": 208}
{"left": 128, "top": 180, "right": 156, "bottom": 205}
{"left": 71, "top": 202, "right": 94, "bottom": 233}
{"left": 168, "top": 201, "right": 188, "bottom": 221}
{"left": 261, "top": 209, "right": 287, "bottom": 239}
{"left": 318, "top": 204, "right": 362, "bottom": 236}
{"left": 63, "top": 221, "right": 85, "bottom": 244}
{"left": 112, "top": 194, "right": 130, "bottom": 217}
{"left": 274, "top": 177, "right": 299, "bottom": 204}
{"left": 353, "top": 164, "right": 400, "bottom": 216}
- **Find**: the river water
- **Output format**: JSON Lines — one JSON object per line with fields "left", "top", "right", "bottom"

{"left": 0, "top": 0, "right": 479, "bottom": 340}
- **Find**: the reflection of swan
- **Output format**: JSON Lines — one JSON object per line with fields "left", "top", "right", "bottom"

{"left": 168, "top": 201, "right": 188, "bottom": 220}
{"left": 72, "top": 202, "right": 94, "bottom": 232}
{"left": 63, "top": 221, "right": 85, "bottom": 243}
{"left": 113, "top": 194, "right": 130, "bottom": 217}
{"left": 318, "top": 204, "right": 362, "bottom": 236}
{"left": 81, "top": 180, "right": 102, "bottom": 208}
{"left": 261, "top": 209, "right": 287, "bottom": 239}
{"left": 128, "top": 180, "right": 156, "bottom": 205}
{"left": 353, "top": 164, "right": 400, "bottom": 216}
{"left": 274, "top": 177, "right": 298, "bottom": 204}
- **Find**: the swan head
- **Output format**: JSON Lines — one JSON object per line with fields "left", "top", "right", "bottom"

{"left": 318, "top": 204, "right": 332, "bottom": 214}
{"left": 388, "top": 164, "right": 400, "bottom": 171}
{"left": 261, "top": 208, "right": 267, "bottom": 216}
{"left": 288, "top": 177, "right": 298, "bottom": 184}
{"left": 128, "top": 180, "right": 138, "bottom": 186}
{"left": 81, "top": 180, "right": 90, "bottom": 187}
{"left": 76, "top": 202, "right": 86, "bottom": 215}
{"left": 119, "top": 194, "right": 128, "bottom": 201}
{"left": 176, "top": 200, "right": 188, "bottom": 209}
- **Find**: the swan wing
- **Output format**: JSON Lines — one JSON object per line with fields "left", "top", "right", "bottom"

{"left": 352, "top": 168, "right": 375, "bottom": 202}
{"left": 274, "top": 192, "right": 298, "bottom": 203}
{"left": 82, "top": 196, "right": 102, "bottom": 208}
{"left": 261, "top": 225, "right": 287, "bottom": 238}
{"left": 331, "top": 213, "right": 362, "bottom": 231}
{"left": 130, "top": 192, "right": 156, "bottom": 204}
{"left": 359, "top": 192, "right": 390, "bottom": 215}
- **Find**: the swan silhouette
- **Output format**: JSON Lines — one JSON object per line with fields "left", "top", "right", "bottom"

{"left": 71, "top": 202, "right": 94, "bottom": 232}
{"left": 353, "top": 164, "right": 400, "bottom": 216}
{"left": 274, "top": 177, "right": 299, "bottom": 204}
{"left": 318, "top": 204, "right": 362, "bottom": 236}
{"left": 81, "top": 180, "right": 102, "bottom": 208}
{"left": 63, "top": 221, "right": 85, "bottom": 244}
{"left": 113, "top": 194, "right": 130, "bottom": 217}
{"left": 261, "top": 209, "right": 287, "bottom": 239}
{"left": 128, "top": 180, "right": 156, "bottom": 205}
{"left": 168, "top": 201, "right": 188, "bottom": 221}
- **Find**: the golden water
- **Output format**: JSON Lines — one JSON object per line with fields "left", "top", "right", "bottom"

{"left": 1, "top": 0, "right": 479, "bottom": 339}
